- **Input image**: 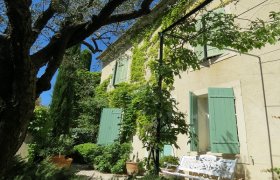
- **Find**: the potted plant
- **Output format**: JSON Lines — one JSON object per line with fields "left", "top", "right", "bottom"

{"left": 126, "top": 154, "right": 139, "bottom": 175}
{"left": 48, "top": 135, "right": 74, "bottom": 168}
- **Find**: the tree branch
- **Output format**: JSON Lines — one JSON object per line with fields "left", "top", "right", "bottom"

{"left": 31, "top": 0, "right": 155, "bottom": 70}
{"left": 31, "top": 4, "right": 55, "bottom": 44}
{"left": 36, "top": 55, "right": 61, "bottom": 97}
{"left": 97, "top": 0, "right": 127, "bottom": 20}
{"left": 82, "top": 40, "right": 102, "bottom": 54}
{"left": 106, "top": 0, "right": 153, "bottom": 23}
{"left": 35, "top": 36, "right": 68, "bottom": 96}
{"left": 31, "top": 22, "right": 86, "bottom": 70}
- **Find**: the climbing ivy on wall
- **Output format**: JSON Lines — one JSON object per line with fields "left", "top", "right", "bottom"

{"left": 130, "top": 0, "right": 196, "bottom": 84}
{"left": 130, "top": 44, "right": 147, "bottom": 83}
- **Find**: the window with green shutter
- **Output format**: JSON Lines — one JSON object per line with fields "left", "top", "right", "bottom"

{"left": 194, "top": 8, "right": 225, "bottom": 61}
{"left": 113, "top": 57, "right": 129, "bottom": 85}
{"left": 189, "top": 92, "right": 198, "bottom": 151}
{"left": 208, "top": 88, "right": 240, "bottom": 154}
{"left": 188, "top": 88, "right": 240, "bottom": 154}
{"left": 97, "top": 108, "right": 122, "bottom": 145}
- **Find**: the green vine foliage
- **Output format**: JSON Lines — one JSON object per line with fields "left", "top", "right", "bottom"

{"left": 130, "top": 44, "right": 147, "bottom": 83}
{"left": 93, "top": 77, "right": 110, "bottom": 108}
{"left": 93, "top": 80, "right": 138, "bottom": 143}
{"left": 132, "top": 84, "right": 188, "bottom": 151}
{"left": 108, "top": 83, "right": 139, "bottom": 143}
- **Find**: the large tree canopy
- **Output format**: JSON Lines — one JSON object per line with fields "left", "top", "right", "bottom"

{"left": 0, "top": 0, "right": 160, "bottom": 173}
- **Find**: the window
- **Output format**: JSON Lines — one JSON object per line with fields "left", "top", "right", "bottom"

{"left": 97, "top": 108, "right": 122, "bottom": 145}
{"left": 112, "top": 57, "right": 129, "bottom": 85}
{"left": 189, "top": 88, "right": 240, "bottom": 154}
{"left": 195, "top": 8, "right": 225, "bottom": 61}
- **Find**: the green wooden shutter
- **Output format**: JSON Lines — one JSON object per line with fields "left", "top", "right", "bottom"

{"left": 207, "top": 8, "right": 225, "bottom": 57}
{"left": 114, "top": 58, "right": 128, "bottom": 85}
{"left": 97, "top": 108, "right": 122, "bottom": 145}
{"left": 189, "top": 92, "right": 198, "bottom": 151}
{"left": 208, "top": 88, "right": 240, "bottom": 154}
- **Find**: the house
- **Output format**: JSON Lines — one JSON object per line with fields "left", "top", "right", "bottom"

{"left": 97, "top": 0, "right": 280, "bottom": 179}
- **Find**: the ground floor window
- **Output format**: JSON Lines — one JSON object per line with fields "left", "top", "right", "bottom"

{"left": 189, "top": 88, "right": 240, "bottom": 154}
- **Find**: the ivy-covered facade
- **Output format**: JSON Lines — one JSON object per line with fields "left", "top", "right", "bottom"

{"left": 98, "top": 0, "right": 280, "bottom": 179}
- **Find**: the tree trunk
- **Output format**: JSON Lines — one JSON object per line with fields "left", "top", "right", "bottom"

{"left": 0, "top": 42, "right": 36, "bottom": 174}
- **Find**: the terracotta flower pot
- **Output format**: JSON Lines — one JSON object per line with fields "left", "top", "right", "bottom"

{"left": 126, "top": 162, "right": 139, "bottom": 175}
{"left": 50, "top": 155, "right": 73, "bottom": 168}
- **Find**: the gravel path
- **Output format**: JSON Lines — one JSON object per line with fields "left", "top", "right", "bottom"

{"left": 73, "top": 164, "right": 129, "bottom": 180}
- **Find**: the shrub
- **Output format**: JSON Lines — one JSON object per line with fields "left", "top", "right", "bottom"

{"left": 1, "top": 156, "right": 78, "bottom": 180}
{"left": 73, "top": 142, "right": 131, "bottom": 174}
{"left": 28, "top": 106, "right": 51, "bottom": 141}
{"left": 71, "top": 128, "right": 96, "bottom": 145}
{"left": 159, "top": 156, "right": 179, "bottom": 168}
{"left": 73, "top": 143, "right": 102, "bottom": 164}
{"left": 94, "top": 142, "right": 132, "bottom": 174}
{"left": 28, "top": 134, "right": 74, "bottom": 162}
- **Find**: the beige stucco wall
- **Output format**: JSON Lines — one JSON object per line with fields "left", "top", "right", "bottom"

{"left": 172, "top": 46, "right": 280, "bottom": 179}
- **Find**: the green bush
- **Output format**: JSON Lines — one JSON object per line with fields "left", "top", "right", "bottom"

{"left": 71, "top": 128, "right": 96, "bottom": 145}
{"left": 1, "top": 156, "right": 78, "bottom": 180}
{"left": 73, "top": 142, "right": 131, "bottom": 174}
{"left": 94, "top": 142, "right": 132, "bottom": 174}
{"left": 28, "top": 107, "right": 75, "bottom": 162}
{"left": 159, "top": 156, "right": 179, "bottom": 168}
{"left": 73, "top": 143, "right": 102, "bottom": 164}
{"left": 28, "top": 106, "right": 52, "bottom": 140}
{"left": 28, "top": 134, "right": 74, "bottom": 162}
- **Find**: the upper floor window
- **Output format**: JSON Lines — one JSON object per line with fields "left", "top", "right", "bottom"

{"left": 112, "top": 56, "right": 129, "bottom": 85}
{"left": 195, "top": 8, "right": 225, "bottom": 61}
